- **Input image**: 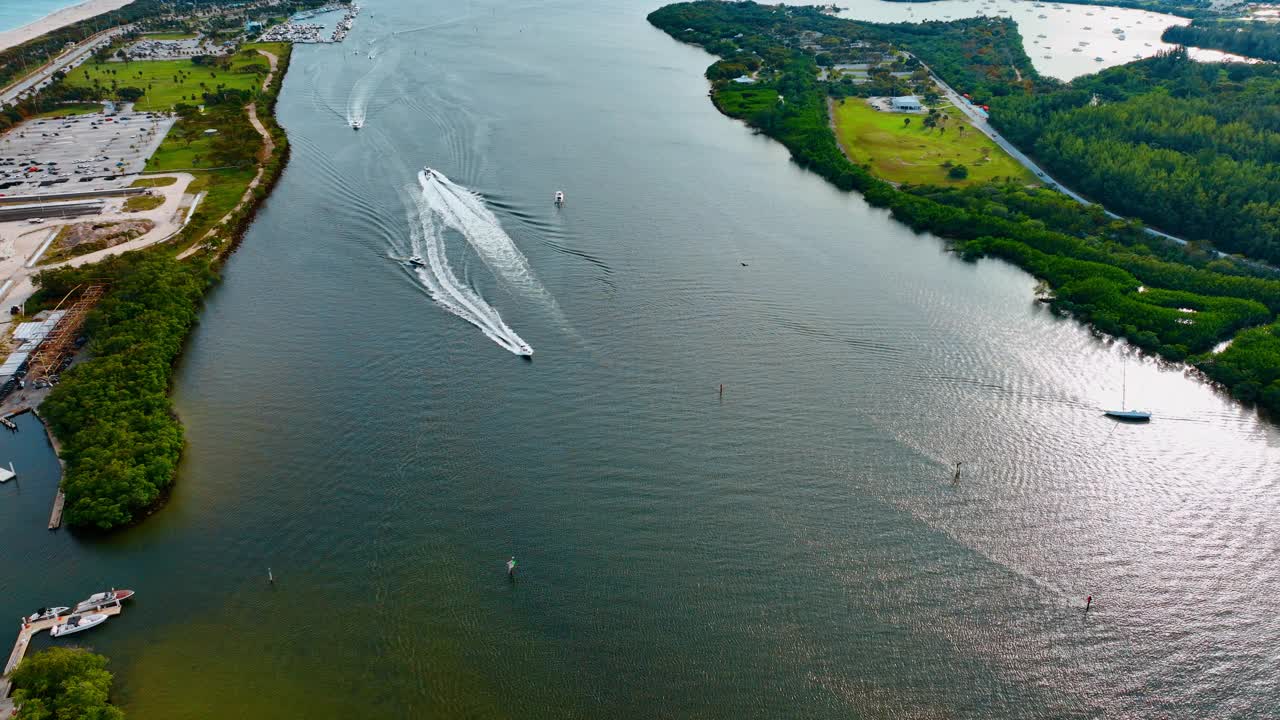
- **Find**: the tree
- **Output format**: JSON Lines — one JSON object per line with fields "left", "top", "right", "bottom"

{"left": 116, "top": 86, "right": 144, "bottom": 102}
{"left": 902, "top": 117, "right": 910, "bottom": 127}
{"left": 948, "top": 164, "right": 969, "bottom": 179}
{"left": 10, "top": 647, "right": 124, "bottom": 720}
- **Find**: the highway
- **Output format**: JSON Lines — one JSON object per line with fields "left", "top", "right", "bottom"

{"left": 0, "top": 25, "right": 133, "bottom": 109}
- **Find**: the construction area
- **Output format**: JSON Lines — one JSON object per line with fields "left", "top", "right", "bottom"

{"left": 0, "top": 284, "right": 106, "bottom": 413}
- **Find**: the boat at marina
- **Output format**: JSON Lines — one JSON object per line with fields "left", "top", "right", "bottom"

{"left": 26, "top": 606, "right": 69, "bottom": 622}
{"left": 50, "top": 613, "right": 109, "bottom": 637}
{"left": 74, "top": 589, "right": 134, "bottom": 613}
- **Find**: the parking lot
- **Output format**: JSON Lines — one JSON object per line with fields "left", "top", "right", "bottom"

{"left": 0, "top": 106, "right": 176, "bottom": 197}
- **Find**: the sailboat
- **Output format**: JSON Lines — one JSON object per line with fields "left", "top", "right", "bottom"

{"left": 1104, "top": 359, "right": 1151, "bottom": 421}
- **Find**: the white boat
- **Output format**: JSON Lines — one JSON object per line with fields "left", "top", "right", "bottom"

{"left": 553, "top": 190, "right": 565, "bottom": 206}
{"left": 1104, "top": 359, "right": 1150, "bottom": 422}
{"left": 350, "top": 119, "right": 362, "bottom": 130}
{"left": 27, "top": 606, "right": 69, "bottom": 622}
{"left": 406, "top": 255, "right": 425, "bottom": 267}
{"left": 74, "top": 588, "right": 134, "bottom": 613}
{"left": 50, "top": 613, "right": 108, "bottom": 638}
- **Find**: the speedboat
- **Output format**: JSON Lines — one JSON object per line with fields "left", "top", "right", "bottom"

{"left": 74, "top": 588, "right": 134, "bottom": 613}
{"left": 27, "top": 606, "right": 69, "bottom": 623}
{"left": 406, "top": 255, "right": 425, "bottom": 267}
{"left": 351, "top": 120, "right": 362, "bottom": 130}
{"left": 553, "top": 190, "right": 565, "bottom": 206}
{"left": 423, "top": 166, "right": 437, "bottom": 181}
{"left": 50, "top": 613, "right": 108, "bottom": 638}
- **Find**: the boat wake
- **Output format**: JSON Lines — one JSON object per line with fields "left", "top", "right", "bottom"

{"left": 408, "top": 169, "right": 533, "bottom": 356}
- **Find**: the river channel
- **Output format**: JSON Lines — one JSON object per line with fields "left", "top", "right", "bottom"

{"left": 2, "top": 0, "right": 1279, "bottom": 717}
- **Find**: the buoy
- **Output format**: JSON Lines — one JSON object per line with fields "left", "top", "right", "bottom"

{"left": 1085, "top": 595, "right": 1092, "bottom": 612}
{"left": 506, "top": 556, "right": 517, "bottom": 578}
{"left": 952, "top": 461, "right": 962, "bottom": 483}
{"left": 267, "top": 567, "right": 274, "bottom": 584}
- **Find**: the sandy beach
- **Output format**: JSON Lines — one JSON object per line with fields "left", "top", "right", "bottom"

{"left": 0, "top": 0, "right": 133, "bottom": 53}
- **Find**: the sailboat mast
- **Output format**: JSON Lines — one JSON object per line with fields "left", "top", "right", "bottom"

{"left": 1121, "top": 359, "right": 1127, "bottom": 411}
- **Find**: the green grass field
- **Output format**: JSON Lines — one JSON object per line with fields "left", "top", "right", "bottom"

{"left": 30, "top": 103, "right": 103, "bottom": 119}
{"left": 131, "top": 176, "right": 177, "bottom": 188}
{"left": 142, "top": 32, "right": 198, "bottom": 40}
{"left": 63, "top": 56, "right": 266, "bottom": 111}
{"left": 832, "top": 100, "right": 1035, "bottom": 187}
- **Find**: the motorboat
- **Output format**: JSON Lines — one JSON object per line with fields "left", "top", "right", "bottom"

{"left": 351, "top": 119, "right": 362, "bottom": 130}
{"left": 554, "top": 190, "right": 565, "bottom": 206}
{"left": 50, "top": 613, "right": 108, "bottom": 638}
{"left": 406, "top": 255, "right": 425, "bottom": 267}
{"left": 74, "top": 588, "right": 134, "bottom": 613}
{"left": 423, "top": 166, "right": 437, "bottom": 181}
{"left": 27, "top": 606, "right": 69, "bottom": 623}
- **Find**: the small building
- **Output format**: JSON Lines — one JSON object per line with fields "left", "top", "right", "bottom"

{"left": 891, "top": 95, "right": 921, "bottom": 112}
{"left": 732, "top": 75, "right": 756, "bottom": 84}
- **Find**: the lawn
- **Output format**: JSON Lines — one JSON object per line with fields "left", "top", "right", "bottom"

{"left": 131, "top": 176, "right": 177, "bottom": 188}
{"left": 62, "top": 57, "right": 265, "bottom": 112}
{"left": 29, "top": 102, "right": 103, "bottom": 119}
{"left": 832, "top": 99, "right": 1036, "bottom": 187}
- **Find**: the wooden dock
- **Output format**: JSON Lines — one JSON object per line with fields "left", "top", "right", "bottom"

{"left": 47, "top": 490, "right": 65, "bottom": 530}
{"left": 0, "top": 604, "right": 123, "bottom": 699}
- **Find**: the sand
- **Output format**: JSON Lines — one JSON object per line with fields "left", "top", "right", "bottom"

{"left": 0, "top": 0, "right": 134, "bottom": 53}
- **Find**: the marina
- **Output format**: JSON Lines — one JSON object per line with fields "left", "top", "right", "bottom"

{"left": 1, "top": 592, "right": 130, "bottom": 705}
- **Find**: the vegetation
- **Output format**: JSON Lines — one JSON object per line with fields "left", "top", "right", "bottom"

{"left": 131, "top": 176, "right": 178, "bottom": 188}
{"left": 992, "top": 49, "right": 1280, "bottom": 265}
{"left": 124, "top": 194, "right": 165, "bottom": 212}
{"left": 24, "top": 38, "right": 292, "bottom": 530}
{"left": 37, "top": 252, "right": 216, "bottom": 529}
{"left": 883, "top": 0, "right": 1216, "bottom": 19}
{"left": 10, "top": 647, "right": 124, "bottom": 720}
{"left": 1163, "top": 21, "right": 1280, "bottom": 62}
{"left": 62, "top": 53, "right": 266, "bottom": 112}
{"left": 651, "top": 2, "right": 1280, "bottom": 416}
{"left": 832, "top": 99, "right": 1033, "bottom": 185}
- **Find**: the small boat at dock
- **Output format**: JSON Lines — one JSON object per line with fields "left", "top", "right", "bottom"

{"left": 74, "top": 589, "right": 134, "bottom": 613}
{"left": 50, "top": 613, "right": 109, "bottom": 638}
{"left": 26, "top": 606, "right": 69, "bottom": 623}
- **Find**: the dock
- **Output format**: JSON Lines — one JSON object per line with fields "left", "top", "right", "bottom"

{"left": 0, "top": 604, "right": 123, "bottom": 700}
{"left": 47, "top": 489, "right": 64, "bottom": 529}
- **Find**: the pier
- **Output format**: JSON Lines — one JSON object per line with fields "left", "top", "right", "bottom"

{"left": 0, "top": 604, "right": 123, "bottom": 701}
{"left": 48, "top": 490, "right": 64, "bottom": 529}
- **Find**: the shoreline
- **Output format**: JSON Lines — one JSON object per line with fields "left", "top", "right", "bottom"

{"left": 0, "top": 0, "right": 134, "bottom": 53}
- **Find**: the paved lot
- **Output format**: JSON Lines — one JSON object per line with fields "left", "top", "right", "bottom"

{"left": 0, "top": 107, "right": 175, "bottom": 197}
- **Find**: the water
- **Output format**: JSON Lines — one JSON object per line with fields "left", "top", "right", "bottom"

{"left": 0, "top": 0, "right": 91, "bottom": 34}
{"left": 3, "top": 0, "right": 1280, "bottom": 717}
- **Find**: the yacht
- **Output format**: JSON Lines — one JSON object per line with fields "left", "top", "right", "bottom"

{"left": 74, "top": 589, "right": 134, "bottom": 613}
{"left": 50, "top": 613, "right": 109, "bottom": 638}
{"left": 26, "top": 606, "right": 69, "bottom": 623}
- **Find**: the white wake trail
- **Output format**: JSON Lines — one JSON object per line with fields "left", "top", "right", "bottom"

{"left": 423, "top": 174, "right": 552, "bottom": 303}
{"left": 407, "top": 170, "right": 532, "bottom": 356}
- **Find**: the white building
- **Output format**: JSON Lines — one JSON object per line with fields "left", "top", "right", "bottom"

{"left": 891, "top": 95, "right": 922, "bottom": 112}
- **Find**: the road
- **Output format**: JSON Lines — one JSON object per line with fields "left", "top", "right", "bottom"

{"left": 0, "top": 25, "right": 133, "bottom": 109}
{"left": 921, "top": 61, "right": 1196, "bottom": 251}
